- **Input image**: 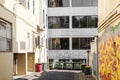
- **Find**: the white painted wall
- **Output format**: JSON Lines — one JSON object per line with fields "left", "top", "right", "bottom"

{"left": 48, "top": 50, "right": 87, "bottom": 59}
{"left": 39, "top": 0, "right": 48, "bottom": 63}
{"left": 47, "top": 5, "right": 98, "bottom": 60}
{"left": 15, "top": 18, "right": 35, "bottom": 53}
{"left": 48, "top": 28, "right": 98, "bottom": 37}
{"left": 4, "top": 0, "right": 15, "bottom": 11}
{"left": 48, "top": 28, "right": 98, "bottom": 60}
{"left": 48, "top": 7, "right": 98, "bottom": 16}
{"left": 0, "top": 3, "right": 15, "bottom": 79}
{"left": 0, "top": 53, "right": 13, "bottom": 80}
{"left": 0, "top": 0, "right": 41, "bottom": 75}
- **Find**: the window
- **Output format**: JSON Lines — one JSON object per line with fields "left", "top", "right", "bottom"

{"left": 72, "top": 0, "right": 98, "bottom": 7}
{"left": 20, "top": 41, "right": 26, "bottom": 50}
{"left": 0, "top": 19, "right": 12, "bottom": 51}
{"left": 49, "top": 38, "right": 69, "bottom": 50}
{"left": 59, "top": 59, "right": 69, "bottom": 62}
{"left": 33, "top": 0, "right": 35, "bottom": 14}
{"left": 46, "top": 14, "right": 48, "bottom": 28}
{"left": 48, "top": 0, "right": 69, "bottom": 7}
{"left": 72, "top": 16, "right": 98, "bottom": 28}
{"left": 38, "top": 36, "right": 40, "bottom": 46}
{"left": 27, "top": 0, "right": 30, "bottom": 9}
{"left": 46, "top": 39, "right": 48, "bottom": 48}
{"left": 49, "top": 59, "right": 53, "bottom": 62}
{"left": 43, "top": 10, "right": 45, "bottom": 24}
{"left": 72, "top": 37, "right": 93, "bottom": 49}
{"left": 87, "top": 16, "right": 98, "bottom": 28}
{"left": 27, "top": 32, "right": 30, "bottom": 49}
{"left": 72, "top": 16, "right": 87, "bottom": 28}
{"left": 48, "top": 16, "right": 69, "bottom": 29}
{"left": 35, "top": 36, "right": 40, "bottom": 47}
{"left": 19, "top": 0, "right": 26, "bottom": 7}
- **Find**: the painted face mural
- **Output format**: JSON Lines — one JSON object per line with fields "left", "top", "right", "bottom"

{"left": 99, "top": 33, "right": 120, "bottom": 80}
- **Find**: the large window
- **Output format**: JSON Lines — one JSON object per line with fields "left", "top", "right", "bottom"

{"left": 0, "top": 19, "right": 12, "bottom": 51}
{"left": 72, "top": 0, "right": 98, "bottom": 7}
{"left": 49, "top": 38, "right": 69, "bottom": 50}
{"left": 48, "top": 0, "right": 69, "bottom": 7}
{"left": 72, "top": 38, "right": 93, "bottom": 49}
{"left": 48, "top": 16, "right": 69, "bottom": 29}
{"left": 72, "top": 16, "right": 98, "bottom": 28}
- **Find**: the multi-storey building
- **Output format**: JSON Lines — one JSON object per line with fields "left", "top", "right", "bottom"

{"left": 0, "top": 1, "right": 15, "bottom": 79}
{"left": 98, "top": 0, "right": 120, "bottom": 80}
{"left": 0, "top": 0, "right": 47, "bottom": 79}
{"left": 12, "top": 0, "right": 40, "bottom": 76}
{"left": 39, "top": 0, "right": 48, "bottom": 71}
{"left": 47, "top": 0, "right": 98, "bottom": 66}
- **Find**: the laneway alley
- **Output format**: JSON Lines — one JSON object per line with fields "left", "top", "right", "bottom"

{"left": 34, "top": 70, "right": 95, "bottom": 80}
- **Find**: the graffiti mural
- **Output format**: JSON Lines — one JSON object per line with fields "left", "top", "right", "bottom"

{"left": 99, "top": 33, "right": 120, "bottom": 80}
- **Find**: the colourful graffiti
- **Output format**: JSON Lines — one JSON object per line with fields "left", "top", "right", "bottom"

{"left": 99, "top": 33, "right": 120, "bottom": 80}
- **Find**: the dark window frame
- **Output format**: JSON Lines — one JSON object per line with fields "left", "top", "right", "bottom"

{"left": 72, "top": 15, "right": 98, "bottom": 28}
{"left": 48, "top": 38, "right": 69, "bottom": 50}
{"left": 72, "top": 0, "right": 98, "bottom": 7}
{"left": 48, "top": 16, "right": 69, "bottom": 29}
{"left": 0, "top": 19, "right": 12, "bottom": 52}
{"left": 72, "top": 37, "right": 94, "bottom": 50}
{"left": 48, "top": 0, "right": 70, "bottom": 7}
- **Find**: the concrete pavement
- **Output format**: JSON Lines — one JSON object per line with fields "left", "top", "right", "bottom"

{"left": 13, "top": 72, "right": 42, "bottom": 80}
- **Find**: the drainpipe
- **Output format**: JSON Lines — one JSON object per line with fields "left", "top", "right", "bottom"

{"left": 87, "top": 50, "right": 90, "bottom": 66}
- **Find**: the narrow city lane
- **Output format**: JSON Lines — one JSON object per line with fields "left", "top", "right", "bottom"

{"left": 14, "top": 70, "right": 95, "bottom": 80}
{"left": 35, "top": 70, "right": 86, "bottom": 80}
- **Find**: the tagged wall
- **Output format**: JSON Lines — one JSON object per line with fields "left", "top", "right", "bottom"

{"left": 99, "top": 21, "right": 120, "bottom": 80}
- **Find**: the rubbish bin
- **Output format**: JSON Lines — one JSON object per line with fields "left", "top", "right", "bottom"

{"left": 35, "top": 63, "right": 42, "bottom": 72}
{"left": 84, "top": 66, "right": 91, "bottom": 75}
{"left": 49, "top": 62, "right": 53, "bottom": 69}
{"left": 55, "top": 62, "right": 64, "bottom": 69}
{"left": 81, "top": 64, "right": 86, "bottom": 73}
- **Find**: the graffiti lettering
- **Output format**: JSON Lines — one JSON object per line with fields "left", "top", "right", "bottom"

{"left": 112, "top": 22, "right": 120, "bottom": 33}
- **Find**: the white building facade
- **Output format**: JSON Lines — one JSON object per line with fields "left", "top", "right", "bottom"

{"left": 47, "top": 0, "right": 98, "bottom": 65}
{"left": 0, "top": 0, "right": 47, "bottom": 78}
{"left": 39, "top": 0, "right": 48, "bottom": 71}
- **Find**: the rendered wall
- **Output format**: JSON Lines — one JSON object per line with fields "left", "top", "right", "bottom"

{"left": 0, "top": 3, "right": 15, "bottom": 80}
{"left": 48, "top": 6, "right": 98, "bottom": 60}
{"left": 0, "top": 53, "right": 13, "bottom": 80}
{"left": 98, "top": 0, "right": 119, "bottom": 23}
{"left": 98, "top": 19, "right": 120, "bottom": 80}
{"left": 98, "top": 0, "right": 120, "bottom": 79}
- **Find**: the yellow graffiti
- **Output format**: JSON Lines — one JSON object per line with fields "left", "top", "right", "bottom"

{"left": 99, "top": 34, "right": 120, "bottom": 80}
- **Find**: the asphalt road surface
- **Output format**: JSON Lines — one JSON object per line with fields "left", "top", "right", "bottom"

{"left": 34, "top": 70, "right": 90, "bottom": 80}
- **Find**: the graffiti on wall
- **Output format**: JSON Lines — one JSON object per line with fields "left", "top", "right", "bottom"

{"left": 99, "top": 33, "right": 120, "bottom": 80}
